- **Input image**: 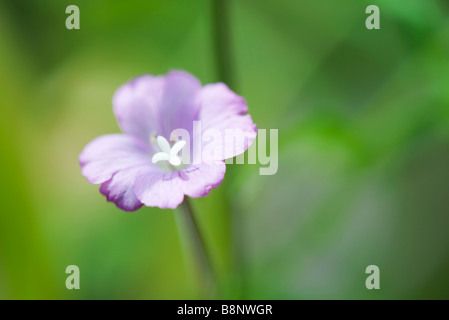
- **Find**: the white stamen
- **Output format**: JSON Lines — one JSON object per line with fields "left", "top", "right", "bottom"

{"left": 151, "top": 136, "right": 186, "bottom": 167}
{"left": 151, "top": 152, "right": 170, "bottom": 163}
{"left": 170, "top": 140, "right": 186, "bottom": 158}
{"left": 156, "top": 136, "right": 171, "bottom": 154}
{"left": 169, "top": 156, "right": 181, "bottom": 167}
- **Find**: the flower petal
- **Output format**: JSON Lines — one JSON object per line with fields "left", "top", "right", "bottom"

{"left": 113, "top": 71, "right": 201, "bottom": 141}
{"left": 158, "top": 70, "right": 201, "bottom": 138}
{"left": 113, "top": 75, "right": 165, "bottom": 141}
{"left": 134, "top": 161, "right": 226, "bottom": 209}
{"left": 180, "top": 161, "right": 226, "bottom": 198}
{"left": 199, "top": 83, "right": 257, "bottom": 160}
{"left": 100, "top": 166, "right": 146, "bottom": 212}
{"left": 133, "top": 170, "right": 185, "bottom": 209}
{"left": 79, "top": 134, "right": 151, "bottom": 184}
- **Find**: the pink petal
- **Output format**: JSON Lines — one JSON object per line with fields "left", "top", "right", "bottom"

{"left": 158, "top": 70, "right": 201, "bottom": 138}
{"left": 113, "top": 75, "right": 164, "bottom": 141}
{"left": 79, "top": 134, "right": 151, "bottom": 184}
{"left": 113, "top": 71, "right": 201, "bottom": 141}
{"left": 134, "top": 161, "right": 226, "bottom": 209}
{"left": 100, "top": 166, "right": 146, "bottom": 212}
{"left": 199, "top": 83, "right": 257, "bottom": 160}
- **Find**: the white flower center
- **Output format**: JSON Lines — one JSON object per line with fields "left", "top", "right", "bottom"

{"left": 151, "top": 136, "right": 186, "bottom": 167}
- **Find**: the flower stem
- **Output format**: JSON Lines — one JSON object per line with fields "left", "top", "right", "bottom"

{"left": 212, "top": 0, "right": 235, "bottom": 88}
{"left": 179, "top": 198, "right": 218, "bottom": 298}
{"left": 212, "top": 0, "right": 247, "bottom": 298}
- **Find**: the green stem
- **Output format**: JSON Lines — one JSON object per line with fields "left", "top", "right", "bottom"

{"left": 212, "top": 0, "right": 235, "bottom": 88}
{"left": 211, "top": 0, "right": 246, "bottom": 298}
{"left": 179, "top": 198, "right": 218, "bottom": 298}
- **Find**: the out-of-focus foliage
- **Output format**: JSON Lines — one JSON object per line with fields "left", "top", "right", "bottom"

{"left": 0, "top": 0, "right": 448, "bottom": 299}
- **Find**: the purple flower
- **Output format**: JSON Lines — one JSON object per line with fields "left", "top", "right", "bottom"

{"left": 79, "top": 70, "right": 257, "bottom": 211}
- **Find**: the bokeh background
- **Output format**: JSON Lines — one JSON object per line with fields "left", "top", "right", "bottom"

{"left": 1, "top": 0, "right": 449, "bottom": 299}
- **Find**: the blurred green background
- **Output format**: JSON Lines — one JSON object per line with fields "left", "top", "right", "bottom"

{"left": 1, "top": 0, "right": 449, "bottom": 299}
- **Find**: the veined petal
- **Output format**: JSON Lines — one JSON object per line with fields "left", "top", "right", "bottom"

{"left": 100, "top": 166, "right": 146, "bottom": 212}
{"left": 199, "top": 83, "right": 257, "bottom": 160}
{"left": 180, "top": 161, "right": 226, "bottom": 198}
{"left": 113, "top": 75, "right": 164, "bottom": 141}
{"left": 113, "top": 71, "right": 201, "bottom": 141}
{"left": 134, "top": 170, "right": 185, "bottom": 209}
{"left": 79, "top": 134, "right": 151, "bottom": 184}
{"left": 134, "top": 161, "right": 226, "bottom": 209}
{"left": 158, "top": 70, "right": 201, "bottom": 138}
